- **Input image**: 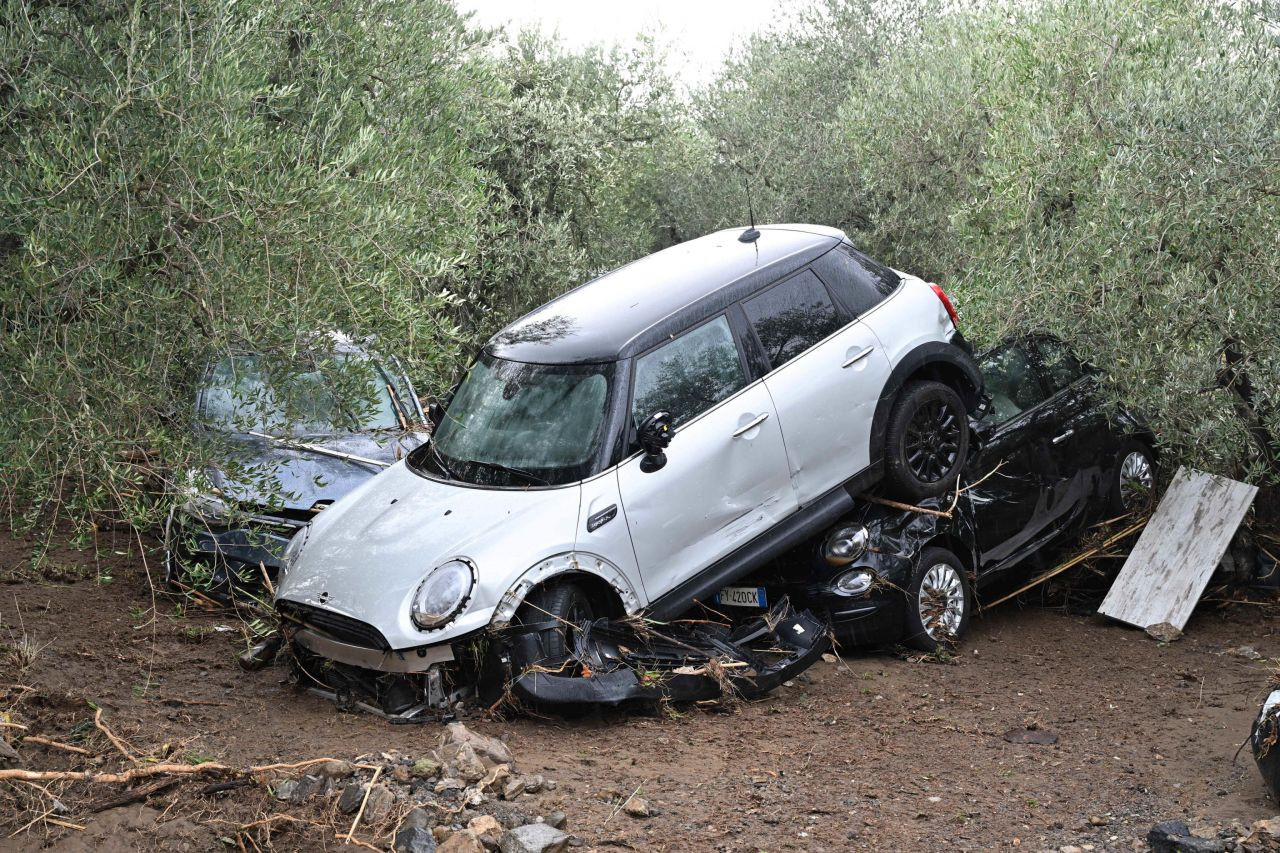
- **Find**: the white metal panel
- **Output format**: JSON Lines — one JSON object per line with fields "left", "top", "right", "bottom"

{"left": 1098, "top": 466, "right": 1257, "bottom": 631}
{"left": 575, "top": 470, "right": 650, "bottom": 604}
{"left": 764, "top": 320, "right": 892, "bottom": 504}
{"left": 616, "top": 382, "right": 798, "bottom": 599}
{"left": 864, "top": 275, "right": 956, "bottom": 368}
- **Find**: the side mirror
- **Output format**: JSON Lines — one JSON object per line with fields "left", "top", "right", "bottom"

{"left": 637, "top": 411, "right": 673, "bottom": 473}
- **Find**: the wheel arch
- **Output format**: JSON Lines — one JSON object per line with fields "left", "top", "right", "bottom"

{"left": 489, "top": 552, "right": 637, "bottom": 628}
{"left": 870, "top": 342, "right": 985, "bottom": 463}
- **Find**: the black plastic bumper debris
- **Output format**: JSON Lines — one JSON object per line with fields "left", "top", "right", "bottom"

{"left": 511, "top": 598, "right": 830, "bottom": 708}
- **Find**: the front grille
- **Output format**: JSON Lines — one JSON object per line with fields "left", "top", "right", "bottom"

{"left": 278, "top": 601, "right": 391, "bottom": 651}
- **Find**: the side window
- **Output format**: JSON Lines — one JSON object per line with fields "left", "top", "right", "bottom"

{"left": 632, "top": 315, "right": 747, "bottom": 429}
{"left": 817, "top": 245, "right": 901, "bottom": 316}
{"left": 1034, "top": 338, "right": 1086, "bottom": 393}
{"left": 743, "top": 270, "right": 843, "bottom": 370}
{"left": 978, "top": 344, "right": 1049, "bottom": 424}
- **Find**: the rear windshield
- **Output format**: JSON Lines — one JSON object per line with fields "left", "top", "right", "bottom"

{"left": 409, "top": 355, "right": 614, "bottom": 488}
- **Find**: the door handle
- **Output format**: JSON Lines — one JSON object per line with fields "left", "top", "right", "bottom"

{"left": 1052, "top": 428, "right": 1075, "bottom": 445}
{"left": 842, "top": 346, "right": 876, "bottom": 368}
{"left": 732, "top": 413, "right": 769, "bottom": 437}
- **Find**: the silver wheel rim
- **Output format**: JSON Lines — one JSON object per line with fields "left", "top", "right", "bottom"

{"left": 1119, "top": 450, "right": 1154, "bottom": 510}
{"left": 918, "top": 563, "right": 965, "bottom": 641}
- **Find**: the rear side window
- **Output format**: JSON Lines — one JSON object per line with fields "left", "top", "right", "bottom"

{"left": 1034, "top": 338, "right": 1086, "bottom": 393}
{"left": 817, "top": 244, "right": 901, "bottom": 316}
{"left": 979, "top": 344, "right": 1049, "bottom": 424}
{"left": 632, "top": 315, "right": 747, "bottom": 429}
{"left": 743, "top": 270, "right": 842, "bottom": 370}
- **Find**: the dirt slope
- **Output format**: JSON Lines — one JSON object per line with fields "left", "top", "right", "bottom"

{"left": 2, "top": 530, "right": 1278, "bottom": 851}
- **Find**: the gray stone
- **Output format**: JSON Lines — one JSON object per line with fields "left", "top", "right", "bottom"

{"left": 315, "top": 759, "right": 357, "bottom": 779}
{"left": 413, "top": 757, "right": 442, "bottom": 779}
{"left": 363, "top": 783, "right": 396, "bottom": 823}
{"left": 338, "top": 782, "right": 367, "bottom": 814}
{"left": 272, "top": 779, "right": 297, "bottom": 802}
{"left": 544, "top": 812, "right": 567, "bottom": 830}
{"left": 523, "top": 775, "right": 545, "bottom": 794}
{"left": 396, "top": 809, "right": 439, "bottom": 853}
{"left": 1145, "top": 622, "right": 1182, "bottom": 643}
{"left": 438, "top": 723, "right": 514, "bottom": 766}
{"left": 499, "top": 824, "right": 571, "bottom": 853}
{"left": 290, "top": 774, "right": 323, "bottom": 804}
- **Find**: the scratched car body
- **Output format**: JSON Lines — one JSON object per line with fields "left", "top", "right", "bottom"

{"left": 165, "top": 337, "right": 427, "bottom": 596}
{"left": 274, "top": 225, "right": 983, "bottom": 716}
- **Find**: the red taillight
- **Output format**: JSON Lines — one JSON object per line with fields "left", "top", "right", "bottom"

{"left": 929, "top": 282, "right": 960, "bottom": 328}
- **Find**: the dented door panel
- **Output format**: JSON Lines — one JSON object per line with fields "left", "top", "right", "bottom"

{"left": 617, "top": 382, "right": 798, "bottom": 599}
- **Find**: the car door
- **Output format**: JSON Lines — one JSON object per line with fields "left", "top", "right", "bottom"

{"left": 743, "top": 268, "right": 894, "bottom": 504}
{"left": 1031, "top": 336, "right": 1113, "bottom": 520}
{"left": 968, "top": 341, "right": 1065, "bottom": 572}
{"left": 616, "top": 314, "right": 799, "bottom": 599}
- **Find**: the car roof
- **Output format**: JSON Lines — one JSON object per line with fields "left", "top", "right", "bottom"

{"left": 486, "top": 224, "right": 845, "bottom": 364}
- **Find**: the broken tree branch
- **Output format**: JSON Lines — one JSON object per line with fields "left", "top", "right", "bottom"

{"left": 93, "top": 709, "right": 137, "bottom": 764}
{"left": 982, "top": 517, "right": 1148, "bottom": 610}
{"left": 21, "top": 736, "right": 91, "bottom": 756}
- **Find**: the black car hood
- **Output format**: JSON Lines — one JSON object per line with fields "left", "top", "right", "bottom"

{"left": 206, "top": 430, "right": 428, "bottom": 511}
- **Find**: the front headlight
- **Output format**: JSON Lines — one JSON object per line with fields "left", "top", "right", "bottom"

{"left": 278, "top": 525, "right": 310, "bottom": 585}
{"left": 411, "top": 559, "right": 475, "bottom": 630}
{"left": 181, "top": 490, "right": 230, "bottom": 523}
{"left": 823, "top": 525, "right": 869, "bottom": 565}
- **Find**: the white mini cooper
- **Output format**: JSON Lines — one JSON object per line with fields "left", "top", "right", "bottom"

{"left": 275, "top": 225, "right": 983, "bottom": 715}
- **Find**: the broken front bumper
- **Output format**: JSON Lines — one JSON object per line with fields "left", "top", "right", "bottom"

{"left": 509, "top": 600, "right": 831, "bottom": 708}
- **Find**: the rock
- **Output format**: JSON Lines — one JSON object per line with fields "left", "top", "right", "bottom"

{"left": 395, "top": 809, "right": 440, "bottom": 853}
{"left": 439, "top": 831, "right": 486, "bottom": 853}
{"left": 392, "top": 764, "right": 412, "bottom": 784}
{"left": 480, "top": 763, "right": 512, "bottom": 794}
{"left": 622, "top": 796, "right": 651, "bottom": 818}
{"left": 290, "top": 774, "right": 323, "bottom": 804}
{"left": 273, "top": 779, "right": 297, "bottom": 802}
{"left": 468, "top": 814, "right": 504, "bottom": 848}
{"left": 363, "top": 783, "right": 396, "bottom": 823}
{"left": 413, "top": 758, "right": 442, "bottom": 779}
{"left": 438, "top": 723, "right": 515, "bottom": 767}
{"left": 821, "top": 653, "right": 838, "bottom": 664}
{"left": 1087, "top": 816, "right": 1107, "bottom": 826}
{"left": 0, "top": 737, "right": 21, "bottom": 767}
{"left": 499, "top": 824, "right": 571, "bottom": 853}
{"left": 544, "top": 812, "right": 567, "bottom": 830}
{"left": 338, "top": 782, "right": 367, "bottom": 814}
{"left": 523, "top": 775, "right": 545, "bottom": 794}
{"left": 1228, "top": 645, "right": 1263, "bottom": 660}
{"left": 1002, "top": 728, "right": 1058, "bottom": 745}
{"left": 1145, "top": 622, "right": 1183, "bottom": 643}
{"left": 502, "top": 777, "right": 526, "bottom": 801}
{"left": 315, "top": 759, "right": 357, "bottom": 780}
{"left": 1147, "top": 820, "right": 1227, "bottom": 853}
{"left": 442, "top": 742, "right": 488, "bottom": 783}
{"left": 436, "top": 777, "right": 466, "bottom": 794}
{"left": 1059, "top": 846, "right": 1084, "bottom": 853}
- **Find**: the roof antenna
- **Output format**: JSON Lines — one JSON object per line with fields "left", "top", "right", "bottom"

{"left": 738, "top": 170, "right": 760, "bottom": 244}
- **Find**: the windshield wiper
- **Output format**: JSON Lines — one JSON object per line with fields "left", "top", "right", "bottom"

{"left": 462, "top": 459, "right": 549, "bottom": 487}
{"left": 429, "top": 442, "right": 459, "bottom": 481}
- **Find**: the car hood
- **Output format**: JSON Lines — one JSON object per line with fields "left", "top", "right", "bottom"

{"left": 207, "top": 431, "right": 427, "bottom": 511}
{"left": 275, "top": 461, "right": 582, "bottom": 649}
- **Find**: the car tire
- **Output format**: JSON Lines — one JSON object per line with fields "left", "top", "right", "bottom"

{"left": 510, "top": 580, "right": 596, "bottom": 673}
{"left": 902, "top": 546, "right": 971, "bottom": 652}
{"left": 1109, "top": 440, "right": 1157, "bottom": 515}
{"left": 882, "top": 380, "right": 969, "bottom": 502}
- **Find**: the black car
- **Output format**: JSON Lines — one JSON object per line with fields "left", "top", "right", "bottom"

{"left": 756, "top": 334, "right": 1158, "bottom": 651}
{"left": 164, "top": 336, "right": 427, "bottom": 596}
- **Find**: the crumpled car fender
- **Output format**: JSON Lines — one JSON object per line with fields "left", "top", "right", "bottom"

{"left": 489, "top": 551, "right": 644, "bottom": 628}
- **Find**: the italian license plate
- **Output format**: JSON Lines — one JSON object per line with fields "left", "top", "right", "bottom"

{"left": 714, "top": 585, "right": 767, "bottom": 608}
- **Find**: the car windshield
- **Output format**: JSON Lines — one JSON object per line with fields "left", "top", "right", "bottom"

{"left": 410, "top": 355, "right": 613, "bottom": 487}
{"left": 202, "top": 353, "right": 405, "bottom": 436}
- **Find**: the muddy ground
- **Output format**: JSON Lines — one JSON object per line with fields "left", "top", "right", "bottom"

{"left": 3, "top": 529, "right": 1280, "bottom": 852}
